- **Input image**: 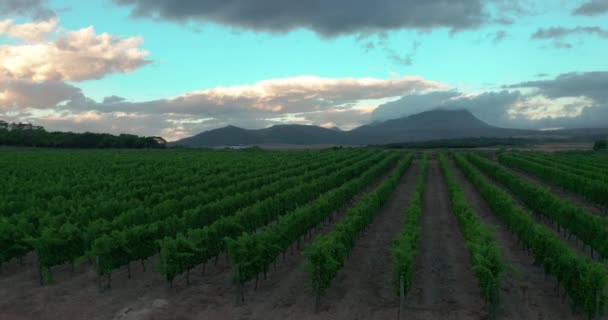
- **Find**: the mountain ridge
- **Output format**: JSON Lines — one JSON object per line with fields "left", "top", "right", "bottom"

{"left": 172, "top": 109, "right": 603, "bottom": 147}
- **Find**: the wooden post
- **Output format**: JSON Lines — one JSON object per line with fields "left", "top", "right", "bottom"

{"left": 314, "top": 270, "right": 321, "bottom": 314}
{"left": 399, "top": 274, "right": 405, "bottom": 320}
{"left": 235, "top": 267, "right": 241, "bottom": 305}
{"left": 96, "top": 256, "right": 102, "bottom": 292}
{"left": 594, "top": 288, "right": 600, "bottom": 320}
{"left": 37, "top": 251, "right": 44, "bottom": 286}
{"left": 141, "top": 259, "right": 146, "bottom": 272}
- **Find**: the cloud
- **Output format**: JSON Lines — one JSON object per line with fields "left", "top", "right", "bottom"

{"left": 0, "top": 19, "right": 150, "bottom": 82}
{"left": 531, "top": 26, "right": 608, "bottom": 40}
{"left": 371, "top": 91, "right": 461, "bottom": 122}
{"left": 0, "top": 0, "right": 55, "bottom": 20}
{"left": 372, "top": 70, "right": 608, "bottom": 130}
{"left": 573, "top": 0, "right": 608, "bottom": 16}
{"left": 293, "top": 108, "right": 373, "bottom": 130}
{"left": 490, "top": 30, "right": 508, "bottom": 43}
{"left": 371, "top": 90, "right": 521, "bottom": 126}
{"left": 2, "top": 75, "right": 444, "bottom": 140}
{"left": 112, "top": 0, "right": 521, "bottom": 36}
{"left": 508, "top": 71, "right": 608, "bottom": 103}
{"left": 0, "top": 80, "right": 84, "bottom": 111}
{"left": 95, "top": 75, "right": 445, "bottom": 116}
{"left": 0, "top": 18, "right": 58, "bottom": 42}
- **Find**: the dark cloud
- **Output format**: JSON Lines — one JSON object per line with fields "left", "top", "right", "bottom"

{"left": 371, "top": 90, "right": 520, "bottom": 127}
{"left": 573, "top": 0, "right": 608, "bottom": 16}
{"left": 386, "top": 41, "right": 420, "bottom": 67}
{"left": 490, "top": 30, "right": 509, "bottom": 43}
{"left": 372, "top": 71, "right": 608, "bottom": 130}
{"left": 550, "top": 41, "right": 574, "bottom": 49}
{"left": 531, "top": 26, "right": 608, "bottom": 39}
{"left": 371, "top": 91, "right": 460, "bottom": 122}
{"left": 508, "top": 71, "right": 608, "bottom": 103}
{"left": 112, "top": 0, "right": 510, "bottom": 36}
{"left": 0, "top": 81, "right": 84, "bottom": 110}
{"left": 102, "top": 96, "right": 127, "bottom": 104}
{"left": 0, "top": 0, "right": 54, "bottom": 19}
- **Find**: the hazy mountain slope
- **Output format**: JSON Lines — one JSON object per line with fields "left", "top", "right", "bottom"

{"left": 172, "top": 109, "right": 585, "bottom": 147}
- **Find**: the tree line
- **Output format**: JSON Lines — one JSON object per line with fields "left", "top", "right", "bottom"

{"left": 0, "top": 122, "right": 166, "bottom": 149}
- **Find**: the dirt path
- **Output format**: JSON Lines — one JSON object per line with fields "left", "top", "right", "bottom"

{"left": 404, "top": 159, "right": 485, "bottom": 320}
{"left": 449, "top": 159, "right": 580, "bottom": 320}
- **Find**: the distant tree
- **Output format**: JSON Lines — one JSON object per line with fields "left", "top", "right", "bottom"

{"left": 0, "top": 122, "right": 166, "bottom": 149}
{"left": 594, "top": 139, "right": 607, "bottom": 151}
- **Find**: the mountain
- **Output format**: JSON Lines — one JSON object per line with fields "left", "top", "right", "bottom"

{"left": 174, "top": 124, "right": 342, "bottom": 147}
{"left": 172, "top": 109, "right": 600, "bottom": 147}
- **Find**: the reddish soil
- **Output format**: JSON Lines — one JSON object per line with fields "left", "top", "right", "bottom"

{"left": 448, "top": 159, "right": 581, "bottom": 320}
{"left": 403, "top": 159, "right": 485, "bottom": 320}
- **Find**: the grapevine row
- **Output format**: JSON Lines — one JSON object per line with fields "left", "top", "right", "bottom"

{"left": 156, "top": 152, "right": 398, "bottom": 287}
{"left": 455, "top": 153, "right": 607, "bottom": 318}
{"left": 439, "top": 153, "right": 504, "bottom": 317}
{"left": 498, "top": 153, "right": 608, "bottom": 207}
{"left": 91, "top": 151, "right": 382, "bottom": 286}
{"left": 470, "top": 153, "right": 608, "bottom": 259}
{"left": 512, "top": 152, "right": 608, "bottom": 184}
{"left": 304, "top": 153, "right": 413, "bottom": 312}
{"left": 391, "top": 154, "right": 427, "bottom": 313}
{"left": 226, "top": 153, "right": 414, "bottom": 301}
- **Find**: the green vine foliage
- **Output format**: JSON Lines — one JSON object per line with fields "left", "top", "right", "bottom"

{"left": 159, "top": 152, "right": 395, "bottom": 284}
{"left": 226, "top": 153, "right": 409, "bottom": 288}
{"left": 304, "top": 154, "right": 413, "bottom": 300}
{"left": 473, "top": 153, "right": 608, "bottom": 259}
{"left": 455, "top": 153, "right": 608, "bottom": 319}
{"left": 499, "top": 153, "right": 608, "bottom": 207}
{"left": 439, "top": 153, "right": 504, "bottom": 316}
{"left": 391, "top": 154, "right": 428, "bottom": 296}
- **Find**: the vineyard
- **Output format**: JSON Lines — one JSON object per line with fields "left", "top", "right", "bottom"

{"left": 1, "top": 149, "right": 608, "bottom": 320}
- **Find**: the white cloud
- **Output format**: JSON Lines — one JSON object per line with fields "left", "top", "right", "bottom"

{"left": 0, "top": 19, "right": 150, "bottom": 82}
{"left": 0, "top": 18, "right": 58, "bottom": 42}
{"left": 1, "top": 75, "right": 445, "bottom": 140}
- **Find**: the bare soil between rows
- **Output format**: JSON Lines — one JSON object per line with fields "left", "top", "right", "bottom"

{"left": 403, "top": 159, "right": 485, "bottom": 320}
{"left": 1, "top": 156, "right": 589, "bottom": 320}
{"left": 448, "top": 159, "right": 581, "bottom": 320}
{"left": 0, "top": 158, "right": 409, "bottom": 320}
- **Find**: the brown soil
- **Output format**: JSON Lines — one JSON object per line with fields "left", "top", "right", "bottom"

{"left": 448, "top": 159, "right": 581, "bottom": 320}
{"left": 0, "top": 157, "right": 590, "bottom": 320}
{"left": 403, "top": 159, "right": 485, "bottom": 320}
{"left": 0, "top": 158, "right": 406, "bottom": 320}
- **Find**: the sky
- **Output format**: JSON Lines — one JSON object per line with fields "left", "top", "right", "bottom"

{"left": 1, "top": 0, "right": 607, "bottom": 141}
